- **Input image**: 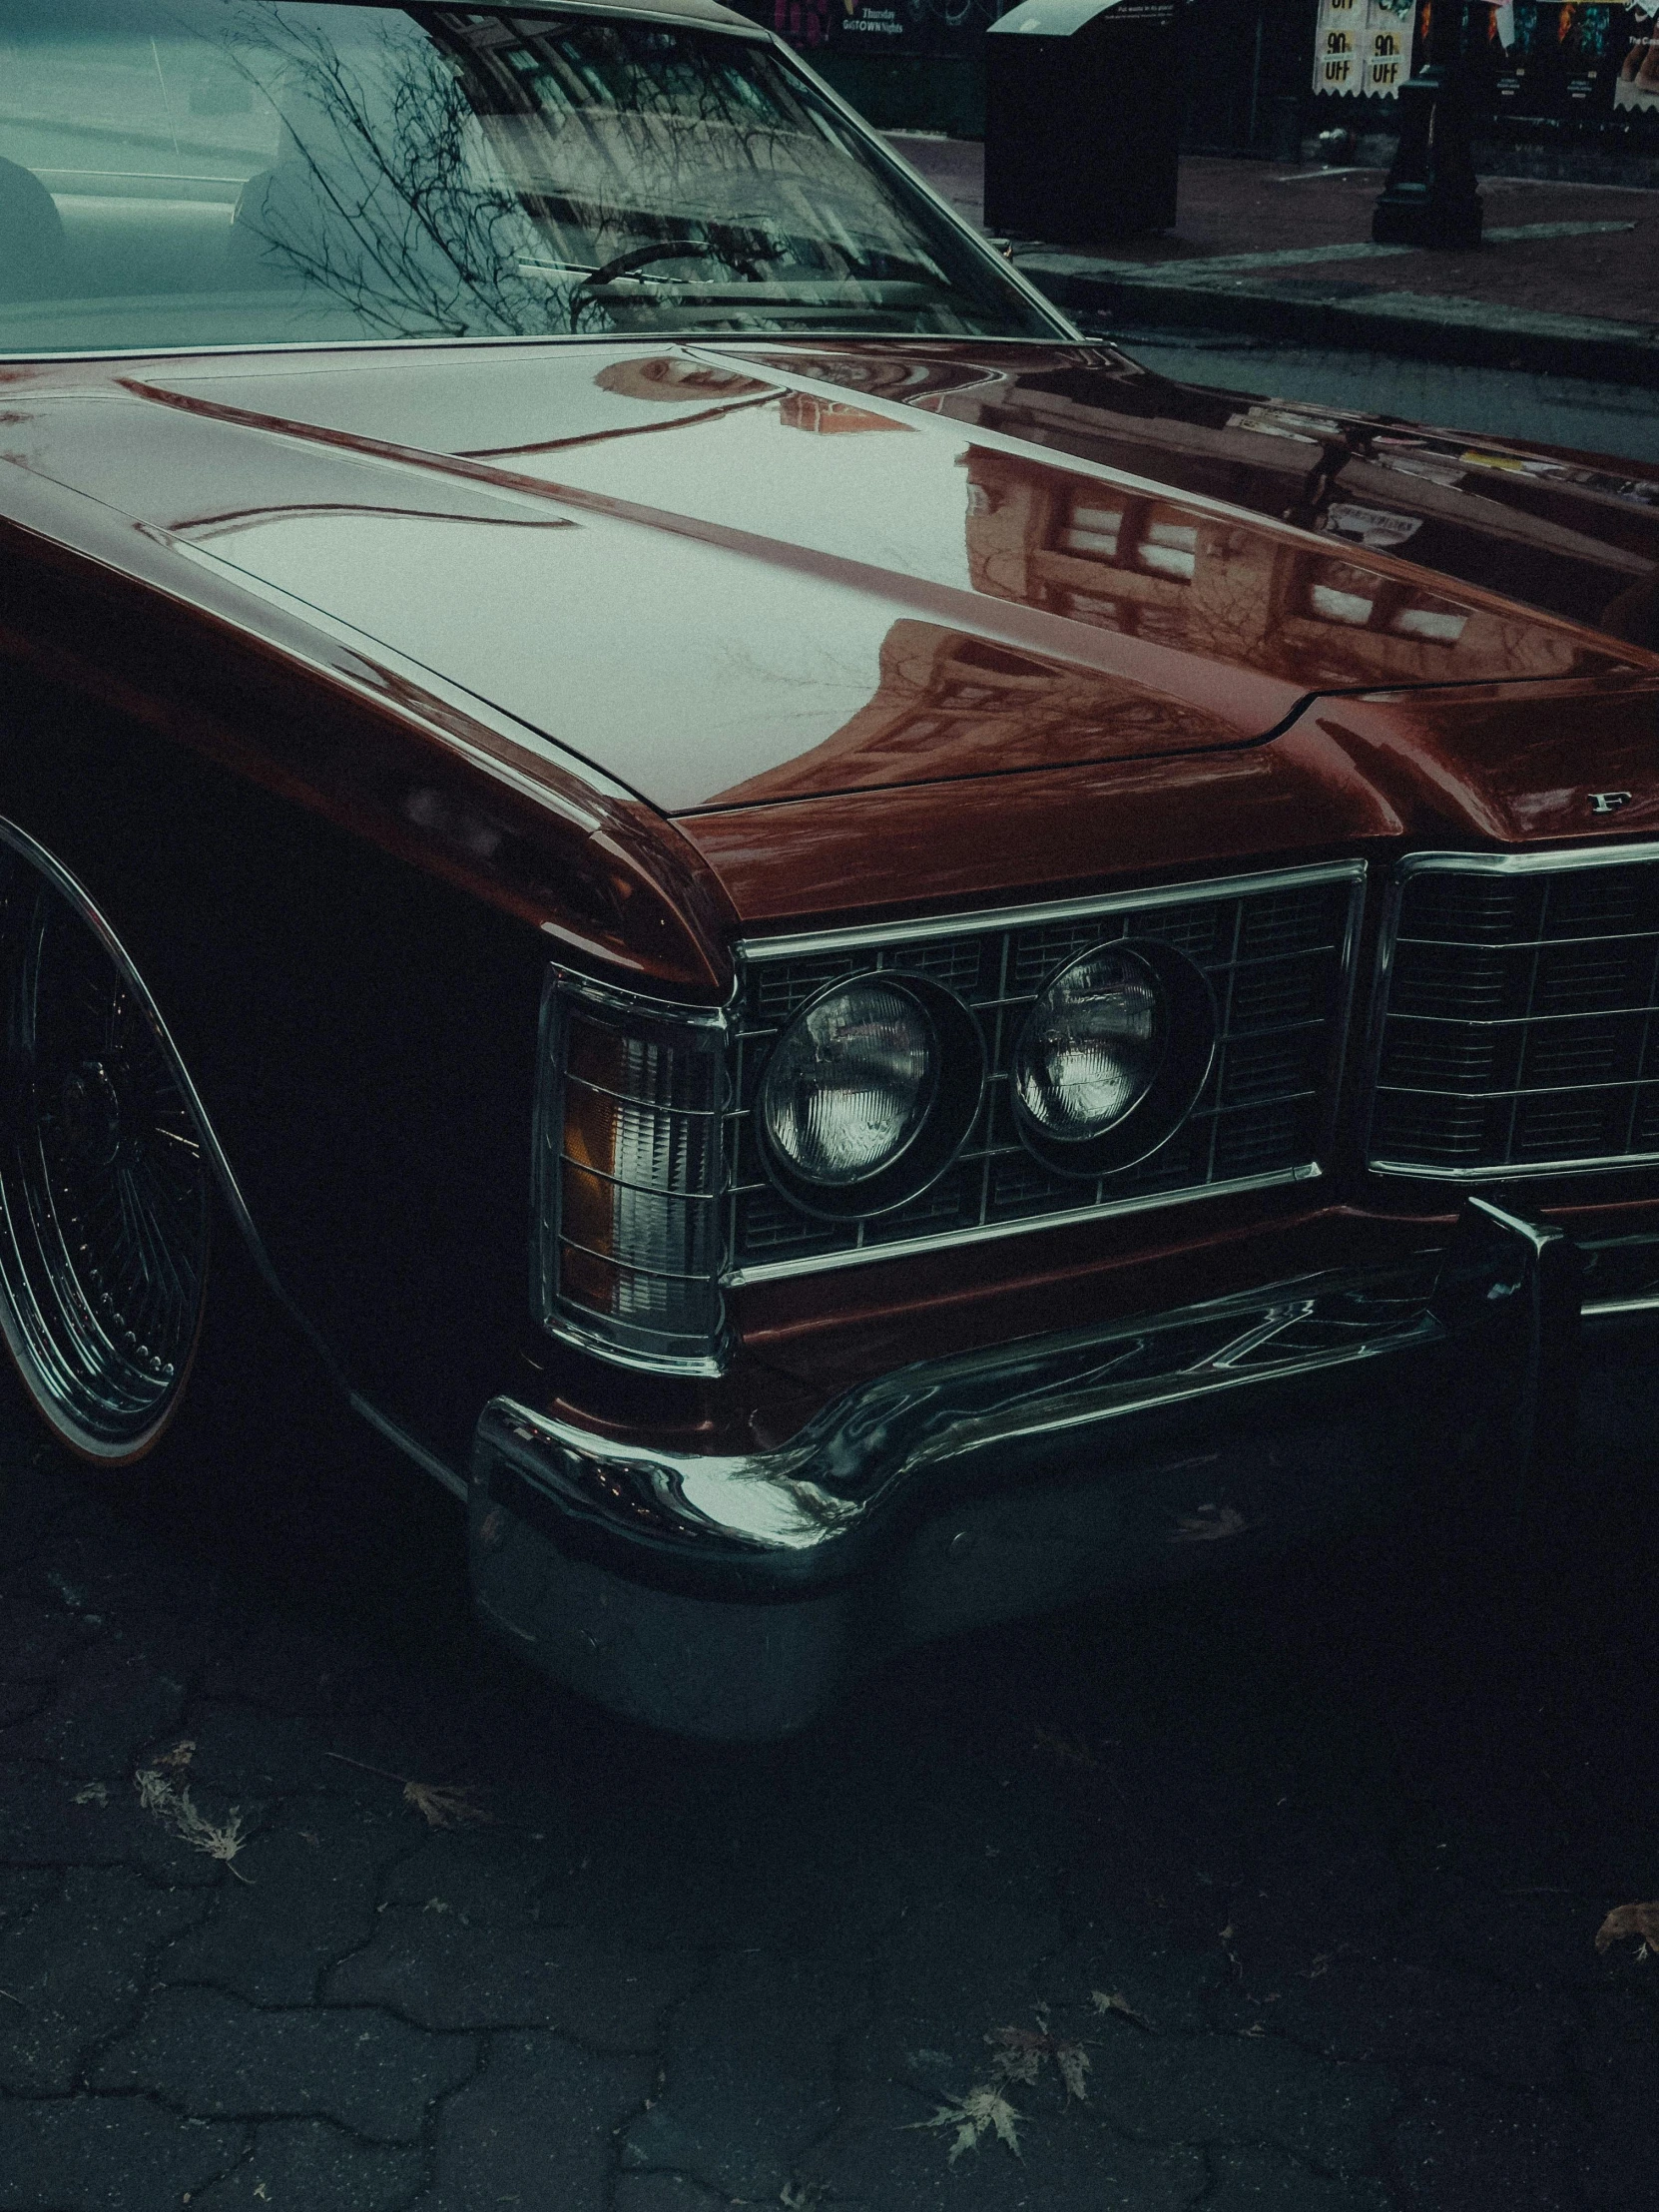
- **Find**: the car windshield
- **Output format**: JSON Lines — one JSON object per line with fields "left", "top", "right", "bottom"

{"left": 0, "top": 0, "right": 1058, "bottom": 353}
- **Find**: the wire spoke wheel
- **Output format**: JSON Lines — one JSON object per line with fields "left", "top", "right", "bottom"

{"left": 0, "top": 858, "right": 209, "bottom": 1461}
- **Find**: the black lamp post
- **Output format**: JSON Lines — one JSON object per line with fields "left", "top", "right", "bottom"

{"left": 1371, "top": 0, "right": 1484, "bottom": 249}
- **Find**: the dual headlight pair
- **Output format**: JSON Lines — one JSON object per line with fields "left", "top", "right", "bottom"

{"left": 760, "top": 940, "right": 1216, "bottom": 1218}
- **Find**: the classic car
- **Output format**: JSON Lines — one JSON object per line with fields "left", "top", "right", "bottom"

{"left": 3, "top": 0, "right": 1658, "bottom": 1738}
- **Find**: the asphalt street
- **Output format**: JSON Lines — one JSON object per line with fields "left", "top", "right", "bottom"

{"left": 3, "top": 1297, "right": 1658, "bottom": 2212}
{"left": 1107, "top": 333, "right": 1659, "bottom": 467}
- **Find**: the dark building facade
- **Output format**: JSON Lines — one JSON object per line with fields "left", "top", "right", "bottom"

{"left": 756, "top": 0, "right": 1658, "bottom": 179}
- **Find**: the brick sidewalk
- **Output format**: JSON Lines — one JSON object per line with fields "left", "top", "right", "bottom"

{"left": 4, "top": 1347, "right": 1659, "bottom": 2210}
{"left": 890, "top": 142, "right": 1659, "bottom": 376}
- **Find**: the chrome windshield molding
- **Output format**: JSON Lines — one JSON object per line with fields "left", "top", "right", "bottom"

{"left": 726, "top": 1164, "right": 1323, "bottom": 1287}
{"left": 0, "top": 330, "right": 1095, "bottom": 369}
{"left": 738, "top": 862, "right": 1369, "bottom": 966}
{"left": 1367, "top": 843, "right": 1659, "bottom": 1184}
{"left": 536, "top": 966, "right": 731, "bottom": 1378}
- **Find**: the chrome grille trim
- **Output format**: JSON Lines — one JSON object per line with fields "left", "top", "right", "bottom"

{"left": 1369, "top": 844, "right": 1659, "bottom": 1183}
{"left": 726, "top": 862, "right": 1367, "bottom": 1286}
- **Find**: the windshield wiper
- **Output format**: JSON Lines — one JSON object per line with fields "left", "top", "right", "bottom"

{"left": 567, "top": 238, "right": 781, "bottom": 327}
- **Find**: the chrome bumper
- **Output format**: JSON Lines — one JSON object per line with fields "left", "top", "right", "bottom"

{"left": 469, "top": 1197, "right": 1584, "bottom": 1739}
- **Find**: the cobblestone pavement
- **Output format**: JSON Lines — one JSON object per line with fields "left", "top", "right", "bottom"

{"left": 2, "top": 1334, "right": 1658, "bottom": 2212}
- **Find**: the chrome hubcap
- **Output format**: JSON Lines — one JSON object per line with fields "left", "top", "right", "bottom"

{"left": 0, "top": 857, "right": 208, "bottom": 1456}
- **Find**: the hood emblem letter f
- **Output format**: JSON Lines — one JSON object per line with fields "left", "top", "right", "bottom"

{"left": 1589, "top": 792, "right": 1634, "bottom": 815}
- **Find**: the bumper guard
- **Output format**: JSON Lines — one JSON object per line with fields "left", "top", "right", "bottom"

{"left": 469, "top": 1197, "right": 1583, "bottom": 1738}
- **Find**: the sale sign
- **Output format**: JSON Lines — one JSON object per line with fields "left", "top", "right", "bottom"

{"left": 1311, "top": 0, "right": 1413, "bottom": 98}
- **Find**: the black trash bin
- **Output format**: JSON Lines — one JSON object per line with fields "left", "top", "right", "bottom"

{"left": 984, "top": 0, "right": 1180, "bottom": 245}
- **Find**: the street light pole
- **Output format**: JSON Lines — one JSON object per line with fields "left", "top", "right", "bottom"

{"left": 1371, "top": 0, "right": 1484, "bottom": 249}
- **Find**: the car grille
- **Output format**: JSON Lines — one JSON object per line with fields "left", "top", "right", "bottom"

{"left": 1370, "top": 851, "right": 1659, "bottom": 1177}
{"left": 724, "top": 865, "right": 1364, "bottom": 1281}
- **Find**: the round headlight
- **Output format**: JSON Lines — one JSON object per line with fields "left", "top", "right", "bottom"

{"left": 760, "top": 979, "right": 937, "bottom": 1189}
{"left": 1012, "top": 939, "right": 1216, "bottom": 1178}
{"left": 1014, "top": 945, "right": 1166, "bottom": 1141}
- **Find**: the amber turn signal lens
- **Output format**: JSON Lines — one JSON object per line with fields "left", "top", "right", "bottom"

{"left": 535, "top": 991, "right": 726, "bottom": 1372}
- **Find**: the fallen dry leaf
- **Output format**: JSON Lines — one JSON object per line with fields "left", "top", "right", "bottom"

{"left": 135, "top": 1768, "right": 252, "bottom": 1883}
{"left": 72, "top": 1783, "right": 108, "bottom": 1808}
{"left": 987, "top": 2022, "right": 1091, "bottom": 2101}
{"left": 987, "top": 2026, "right": 1045, "bottom": 2086}
{"left": 403, "top": 1780, "right": 492, "bottom": 1831}
{"left": 1595, "top": 1903, "right": 1659, "bottom": 1955}
{"left": 913, "top": 2084, "right": 1024, "bottom": 2163}
{"left": 1092, "top": 1988, "right": 1154, "bottom": 2031}
{"left": 325, "top": 1751, "right": 492, "bottom": 1829}
{"left": 154, "top": 1740, "right": 196, "bottom": 1773}
{"left": 1056, "top": 2044, "right": 1092, "bottom": 2103}
{"left": 1171, "top": 1504, "right": 1249, "bottom": 1543}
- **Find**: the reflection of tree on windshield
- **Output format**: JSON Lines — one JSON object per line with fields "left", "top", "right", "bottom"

{"left": 208, "top": 1, "right": 1029, "bottom": 338}
{"left": 223, "top": 8, "right": 554, "bottom": 335}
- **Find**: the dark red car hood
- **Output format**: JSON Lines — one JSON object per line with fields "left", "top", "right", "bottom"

{"left": 740, "top": 337, "right": 1659, "bottom": 661}
{"left": 1, "top": 338, "right": 1652, "bottom": 820}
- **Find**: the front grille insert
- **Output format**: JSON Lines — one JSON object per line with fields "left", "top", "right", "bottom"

{"left": 1370, "top": 848, "right": 1659, "bottom": 1179}
{"left": 726, "top": 865, "right": 1364, "bottom": 1283}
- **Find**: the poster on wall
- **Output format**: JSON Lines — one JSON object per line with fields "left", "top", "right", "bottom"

{"left": 1310, "top": 0, "right": 1659, "bottom": 120}
{"left": 1484, "top": 2, "right": 1654, "bottom": 121}
{"left": 770, "top": 0, "right": 1000, "bottom": 57}
{"left": 1618, "top": 3, "right": 1659, "bottom": 104}
{"left": 1618, "top": 1, "right": 1659, "bottom": 106}
{"left": 1310, "top": 0, "right": 1414, "bottom": 98}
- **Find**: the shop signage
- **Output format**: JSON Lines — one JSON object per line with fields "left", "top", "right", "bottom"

{"left": 1310, "top": 0, "right": 1413, "bottom": 98}
{"left": 1311, "top": 0, "right": 1659, "bottom": 123}
{"left": 770, "top": 0, "right": 1002, "bottom": 58}
{"left": 768, "top": 0, "right": 1170, "bottom": 59}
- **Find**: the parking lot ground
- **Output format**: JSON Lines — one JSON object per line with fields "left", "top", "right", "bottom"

{"left": 3, "top": 1330, "right": 1659, "bottom": 2212}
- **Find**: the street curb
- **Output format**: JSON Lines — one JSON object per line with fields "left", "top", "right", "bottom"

{"left": 1013, "top": 259, "right": 1659, "bottom": 389}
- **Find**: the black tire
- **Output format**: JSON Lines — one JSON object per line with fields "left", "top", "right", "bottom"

{"left": 0, "top": 849, "right": 211, "bottom": 1465}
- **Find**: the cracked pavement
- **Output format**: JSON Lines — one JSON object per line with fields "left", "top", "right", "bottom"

{"left": 1, "top": 1341, "right": 1656, "bottom": 2212}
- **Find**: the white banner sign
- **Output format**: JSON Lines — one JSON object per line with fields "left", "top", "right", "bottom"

{"left": 1312, "top": 0, "right": 1414, "bottom": 98}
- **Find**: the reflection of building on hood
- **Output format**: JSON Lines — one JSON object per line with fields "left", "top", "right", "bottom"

{"left": 960, "top": 446, "right": 1610, "bottom": 686}
{"left": 592, "top": 356, "right": 770, "bottom": 403}
{"left": 779, "top": 392, "right": 907, "bottom": 432}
